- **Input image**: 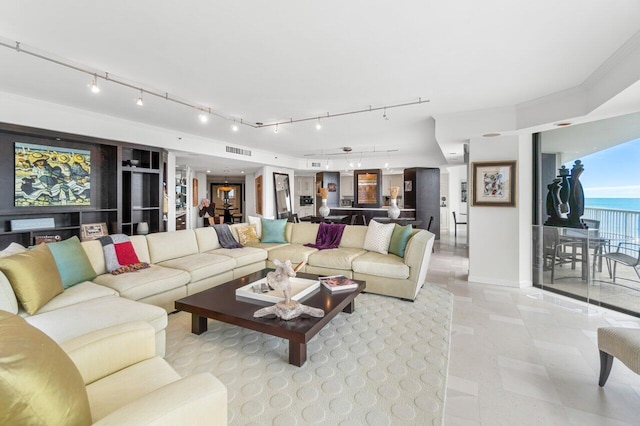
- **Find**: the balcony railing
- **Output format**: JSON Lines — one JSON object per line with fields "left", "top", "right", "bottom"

{"left": 584, "top": 207, "right": 640, "bottom": 242}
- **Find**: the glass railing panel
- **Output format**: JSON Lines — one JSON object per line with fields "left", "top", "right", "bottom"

{"left": 532, "top": 224, "right": 640, "bottom": 317}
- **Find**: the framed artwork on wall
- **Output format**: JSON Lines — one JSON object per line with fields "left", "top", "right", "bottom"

{"left": 354, "top": 169, "right": 381, "bottom": 208}
{"left": 460, "top": 181, "right": 468, "bottom": 203}
{"left": 255, "top": 175, "right": 263, "bottom": 215}
{"left": 471, "top": 161, "right": 516, "bottom": 207}
{"left": 14, "top": 142, "right": 91, "bottom": 207}
{"left": 80, "top": 222, "right": 108, "bottom": 241}
{"left": 192, "top": 178, "right": 198, "bottom": 207}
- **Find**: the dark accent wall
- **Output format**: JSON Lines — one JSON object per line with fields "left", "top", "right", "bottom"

{"left": 403, "top": 167, "right": 440, "bottom": 238}
{"left": 315, "top": 172, "right": 340, "bottom": 214}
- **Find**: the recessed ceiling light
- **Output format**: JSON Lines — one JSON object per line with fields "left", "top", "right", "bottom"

{"left": 241, "top": 170, "right": 245, "bottom": 174}
{"left": 482, "top": 133, "right": 501, "bottom": 137}
{"left": 206, "top": 170, "right": 211, "bottom": 173}
{"left": 555, "top": 122, "right": 572, "bottom": 127}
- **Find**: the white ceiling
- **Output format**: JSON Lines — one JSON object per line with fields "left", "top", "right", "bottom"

{"left": 1, "top": 1, "right": 640, "bottom": 173}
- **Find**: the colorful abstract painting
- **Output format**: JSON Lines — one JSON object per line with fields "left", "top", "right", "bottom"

{"left": 14, "top": 142, "right": 91, "bottom": 207}
{"left": 471, "top": 161, "right": 516, "bottom": 207}
{"left": 482, "top": 171, "right": 504, "bottom": 197}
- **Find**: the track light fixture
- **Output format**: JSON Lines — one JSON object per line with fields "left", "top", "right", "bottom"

{"left": 231, "top": 121, "right": 239, "bottom": 132}
{"left": 2, "top": 39, "right": 429, "bottom": 132}
{"left": 90, "top": 74, "right": 100, "bottom": 93}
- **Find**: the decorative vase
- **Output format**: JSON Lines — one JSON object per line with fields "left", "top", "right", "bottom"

{"left": 319, "top": 199, "right": 330, "bottom": 218}
{"left": 136, "top": 222, "right": 149, "bottom": 235}
{"left": 388, "top": 199, "right": 400, "bottom": 219}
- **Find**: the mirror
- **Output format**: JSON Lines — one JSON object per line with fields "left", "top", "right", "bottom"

{"left": 273, "top": 172, "right": 292, "bottom": 219}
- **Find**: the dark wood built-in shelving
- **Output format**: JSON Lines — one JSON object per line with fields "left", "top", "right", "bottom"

{"left": 0, "top": 122, "right": 165, "bottom": 249}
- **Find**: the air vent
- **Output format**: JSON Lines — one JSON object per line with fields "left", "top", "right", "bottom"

{"left": 311, "top": 162, "right": 321, "bottom": 168}
{"left": 226, "top": 146, "right": 252, "bottom": 156}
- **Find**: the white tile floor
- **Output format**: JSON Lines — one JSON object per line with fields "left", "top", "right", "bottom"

{"left": 431, "top": 231, "right": 640, "bottom": 425}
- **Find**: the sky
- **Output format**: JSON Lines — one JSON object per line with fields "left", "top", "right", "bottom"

{"left": 565, "top": 137, "right": 640, "bottom": 198}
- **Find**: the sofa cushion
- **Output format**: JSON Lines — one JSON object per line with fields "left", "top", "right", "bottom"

{"left": 146, "top": 230, "right": 199, "bottom": 264}
{"left": 194, "top": 227, "right": 221, "bottom": 252}
{"left": 157, "top": 253, "right": 236, "bottom": 283}
{"left": 245, "top": 242, "right": 289, "bottom": 252}
{"left": 261, "top": 218, "right": 288, "bottom": 243}
{"left": 351, "top": 251, "right": 410, "bottom": 279}
{"left": 389, "top": 224, "right": 413, "bottom": 258}
{"left": 0, "top": 311, "right": 92, "bottom": 426}
{"left": 363, "top": 220, "right": 395, "bottom": 255}
{"left": 308, "top": 247, "right": 366, "bottom": 270}
{"left": 236, "top": 224, "right": 260, "bottom": 245}
{"left": 24, "top": 295, "right": 168, "bottom": 344}
{"left": 93, "top": 264, "right": 190, "bottom": 300}
{"left": 290, "top": 222, "right": 320, "bottom": 245}
{"left": 48, "top": 236, "right": 96, "bottom": 288}
{"left": 268, "top": 244, "right": 318, "bottom": 264}
{"left": 339, "top": 225, "right": 368, "bottom": 249}
{"left": 86, "top": 356, "right": 180, "bottom": 422}
{"left": 0, "top": 243, "right": 63, "bottom": 315}
{"left": 34, "top": 282, "right": 118, "bottom": 316}
{"left": 211, "top": 247, "right": 267, "bottom": 267}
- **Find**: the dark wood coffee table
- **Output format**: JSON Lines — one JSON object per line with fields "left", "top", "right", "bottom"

{"left": 174, "top": 269, "right": 365, "bottom": 366}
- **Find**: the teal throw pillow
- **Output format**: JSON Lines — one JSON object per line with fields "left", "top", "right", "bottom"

{"left": 47, "top": 236, "right": 96, "bottom": 289}
{"left": 260, "top": 218, "right": 287, "bottom": 243}
{"left": 388, "top": 224, "right": 413, "bottom": 258}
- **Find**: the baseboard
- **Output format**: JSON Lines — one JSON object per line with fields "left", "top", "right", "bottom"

{"left": 467, "top": 275, "right": 532, "bottom": 288}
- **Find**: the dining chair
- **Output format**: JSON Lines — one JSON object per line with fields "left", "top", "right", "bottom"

{"left": 452, "top": 212, "right": 467, "bottom": 237}
{"left": 543, "top": 227, "right": 584, "bottom": 283}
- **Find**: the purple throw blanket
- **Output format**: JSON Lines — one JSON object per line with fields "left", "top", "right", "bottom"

{"left": 304, "top": 222, "right": 346, "bottom": 250}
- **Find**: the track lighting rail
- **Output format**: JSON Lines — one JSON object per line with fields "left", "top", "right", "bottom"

{"left": 1, "top": 39, "right": 429, "bottom": 131}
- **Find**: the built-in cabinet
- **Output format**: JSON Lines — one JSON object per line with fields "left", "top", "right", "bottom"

{"left": 295, "top": 175, "right": 315, "bottom": 218}
{"left": 0, "top": 123, "right": 165, "bottom": 249}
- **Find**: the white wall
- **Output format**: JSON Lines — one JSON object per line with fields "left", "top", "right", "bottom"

{"left": 468, "top": 134, "right": 532, "bottom": 287}
{"left": 244, "top": 173, "right": 256, "bottom": 218}
{"left": 254, "top": 166, "right": 295, "bottom": 218}
{"left": 446, "top": 165, "right": 468, "bottom": 224}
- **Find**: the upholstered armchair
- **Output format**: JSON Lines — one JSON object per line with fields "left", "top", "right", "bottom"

{"left": 0, "top": 312, "right": 227, "bottom": 425}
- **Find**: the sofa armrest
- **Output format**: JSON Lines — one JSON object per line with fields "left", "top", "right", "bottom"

{"left": 403, "top": 230, "right": 435, "bottom": 297}
{"left": 60, "top": 321, "right": 156, "bottom": 385}
{"left": 93, "top": 373, "right": 227, "bottom": 426}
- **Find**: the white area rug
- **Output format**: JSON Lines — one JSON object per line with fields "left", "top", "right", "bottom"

{"left": 165, "top": 285, "right": 453, "bottom": 425}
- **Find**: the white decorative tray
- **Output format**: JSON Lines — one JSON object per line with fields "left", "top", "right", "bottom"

{"left": 235, "top": 277, "right": 320, "bottom": 304}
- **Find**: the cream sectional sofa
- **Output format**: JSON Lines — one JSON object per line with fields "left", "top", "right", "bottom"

{"left": 81, "top": 222, "right": 434, "bottom": 308}
{"left": 0, "top": 222, "right": 434, "bottom": 361}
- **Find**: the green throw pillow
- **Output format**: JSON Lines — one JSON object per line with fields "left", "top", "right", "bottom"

{"left": 47, "top": 236, "right": 96, "bottom": 289}
{"left": 389, "top": 224, "right": 413, "bottom": 257}
{"left": 261, "top": 218, "right": 287, "bottom": 243}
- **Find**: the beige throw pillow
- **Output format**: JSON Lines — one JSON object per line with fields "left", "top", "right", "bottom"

{"left": 0, "top": 243, "right": 63, "bottom": 315}
{"left": 363, "top": 220, "right": 395, "bottom": 255}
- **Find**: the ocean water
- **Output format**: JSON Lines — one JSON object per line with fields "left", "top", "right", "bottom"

{"left": 585, "top": 198, "right": 640, "bottom": 212}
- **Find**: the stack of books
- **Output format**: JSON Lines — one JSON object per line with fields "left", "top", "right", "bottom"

{"left": 320, "top": 275, "right": 358, "bottom": 293}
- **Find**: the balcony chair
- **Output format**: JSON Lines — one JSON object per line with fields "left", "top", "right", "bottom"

{"left": 600, "top": 242, "right": 640, "bottom": 283}
{"left": 452, "top": 212, "right": 467, "bottom": 237}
